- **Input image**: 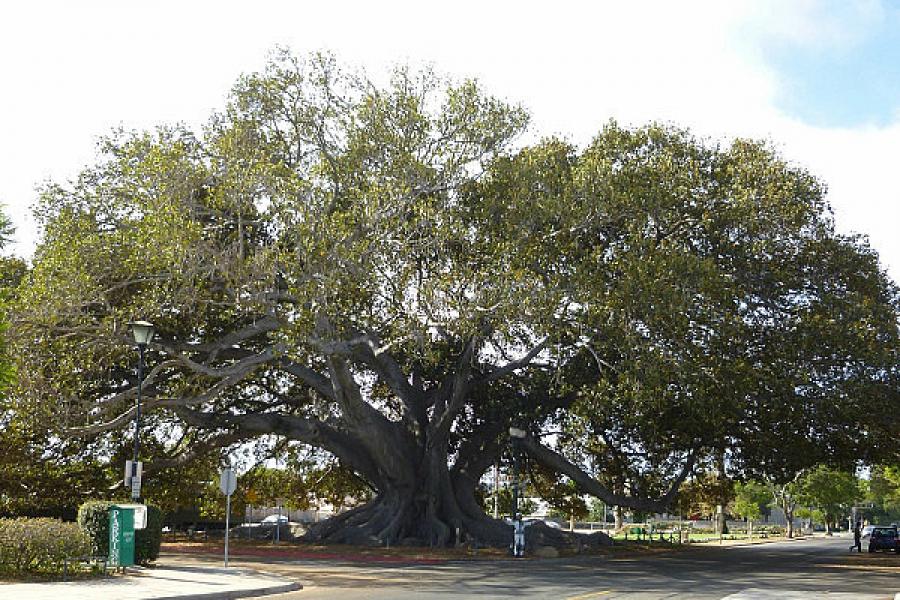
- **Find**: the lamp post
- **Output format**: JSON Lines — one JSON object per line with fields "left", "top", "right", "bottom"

{"left": 509, "top": 426, "right": 526, "bottom": 557}
{"left": 128, "top": 320, "right": 154, "bottom": 501}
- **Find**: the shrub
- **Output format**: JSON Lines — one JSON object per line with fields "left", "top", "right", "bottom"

{"left": 136, "top": 505, "right": 162, "bottom": 563}
{"left": 77, "top": 501, "right": 112, "bottom": 558}
{"left": 0, "top": 517, "right": 91, "bottom": 576}
{"left": 78, "top": 501, "right": 163, "bottom": 565}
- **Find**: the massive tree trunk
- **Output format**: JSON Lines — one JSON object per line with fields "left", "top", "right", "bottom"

{"left": 174, "top": 382, "right": 689, "bottom": 548}
{"left": 302, "top": 460, "right": 491, "bottom": 547}
{"left": 91, "top": 314, "right": 677, "bottom": 549}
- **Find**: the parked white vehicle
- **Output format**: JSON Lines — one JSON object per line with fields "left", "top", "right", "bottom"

{"left": 261, "top": 514, "right": 289, "bottom": 524}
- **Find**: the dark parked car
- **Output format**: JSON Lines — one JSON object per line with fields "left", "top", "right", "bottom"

{"left": 867, "top": 526, "right": 898, "bottom": 553}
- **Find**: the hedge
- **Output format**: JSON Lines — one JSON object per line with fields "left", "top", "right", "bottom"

{"left": 77, "top": 501, "right": 162, "bottom": 564}
{"left": 0, "top": 517, "right": 91, "bottom": 576}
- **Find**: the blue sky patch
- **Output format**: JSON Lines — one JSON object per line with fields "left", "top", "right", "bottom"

{"left": 764, "top": 5, "right": 900, "bottom": 127}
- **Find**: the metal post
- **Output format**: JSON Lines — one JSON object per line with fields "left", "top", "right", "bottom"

{"left": 127, "top": 321, "right": 154, "bottom": 502}
{"left": 511, "top": 450, "right": 519, "bottom": 525}
{"left": 276, "top": 504, "right": 281, "bottom": 544}
{"left": 507, "top": 427, "right": 526, "bottom": 557}
{"left": 492, "top": 461, "right": 499, "bottom": 520}
{"left": 224, "top": 491, "right": 231, "bottom": 567}
{"left": 132, "top": 343, "right": 145, "bottom": 501}
{"left": 717, "top": 504, "right": 723, "bottom": 544}
{"left": 511, "top": 440, "right": 525, "bottom": 557}
{"left": 134, "top": 344, "right": 143, "bottom": 464}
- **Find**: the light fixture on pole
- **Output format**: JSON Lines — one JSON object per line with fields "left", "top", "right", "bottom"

{"left": 128, "top": 320, "right": 154, "bottom": 501}
{"left": 508, "top": 426, "right": 526, "bottom": 557}
{"left": 130, "top": 320, "right": 155, "bottom": 346}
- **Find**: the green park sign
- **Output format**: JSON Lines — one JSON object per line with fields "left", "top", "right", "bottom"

{"left": 108, "top": 505, "right": 136, "bottom": 568}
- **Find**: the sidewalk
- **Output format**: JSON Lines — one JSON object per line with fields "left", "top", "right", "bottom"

{"left": 0, "top": 564, "right": 300, "bottom": 600}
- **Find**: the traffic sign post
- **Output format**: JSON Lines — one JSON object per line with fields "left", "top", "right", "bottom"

{"left": 275, "top": 497, "right": 284, "bottom": 544}
{"left": 220, "top": 468, "right": 237, "bottom": 567}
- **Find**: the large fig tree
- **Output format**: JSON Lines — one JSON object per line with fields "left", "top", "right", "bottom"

{"left": 13, "top": 50, "right": 899, "bottom": 546}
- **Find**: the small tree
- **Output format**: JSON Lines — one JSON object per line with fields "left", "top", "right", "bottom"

{"left": 732, "top": 481, "right": 768, "bottom": 539}
{"left": 797, "top": 466, "right": 861, "bottom": 535}
{"left": 676, "top": 472, "right": 734, "bottom": 525}
{"left": 770, "top": 479, "right": 802, "bottom": 539}
{"left": 587, "top": 499, "right": 610, "bottom": 524}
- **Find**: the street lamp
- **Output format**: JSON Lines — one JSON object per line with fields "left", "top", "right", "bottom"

{"left": 128, "top": 320, "right": 154, "bottom": 501}
{"left": 509, "top": 427, "right": 526, "bottom": 557}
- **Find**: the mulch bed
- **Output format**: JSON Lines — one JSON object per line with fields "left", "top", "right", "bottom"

{"left": 162, "top": 542, "right": 474, "bottom": 564}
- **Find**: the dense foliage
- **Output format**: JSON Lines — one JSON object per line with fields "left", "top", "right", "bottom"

{"left": 866, "top": 464, "right": 900, "bottom": 522}
{"left": 10, "top": 50, "right": 900, "bottom": 547}
{"left": 731, "top": 481, "right": 771, "bottom": 523}
{"left": 796, "top": 466, "right": 861, "bottom": 533}
{"left": 0, "top": 517, "right": 90, "bottom": 576}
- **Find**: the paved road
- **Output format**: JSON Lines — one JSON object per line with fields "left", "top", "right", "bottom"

{"left": 169, "top": 536, "right": 900, "bottom": 599}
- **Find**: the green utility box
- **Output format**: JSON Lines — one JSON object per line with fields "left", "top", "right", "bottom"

{"left": 109, "top": 505, "right": 136, "bottom": 568}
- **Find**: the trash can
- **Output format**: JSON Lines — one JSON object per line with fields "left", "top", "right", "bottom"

{"left": 109, "top": 505, "right": 137, "bottom": 568}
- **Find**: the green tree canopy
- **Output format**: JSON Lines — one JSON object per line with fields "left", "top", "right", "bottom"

{"left": 10, "top": 49, "right": 900, "bottom": 547}
{"left": 867, "top": 464, "right": 900, "bottom": 520}
{"left": 797, "top": 466, "right": 861, "bottom": 533}
{"left": 732, "top": 481, "right": 770, "bottom": 522}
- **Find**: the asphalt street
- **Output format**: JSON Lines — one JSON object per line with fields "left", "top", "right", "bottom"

{"left": 169, "top": 535, "right": 900, "bottom": 599}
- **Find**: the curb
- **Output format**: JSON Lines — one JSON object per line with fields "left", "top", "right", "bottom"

{"left": 150, "top": 581, "right": 301, "bottom": 600}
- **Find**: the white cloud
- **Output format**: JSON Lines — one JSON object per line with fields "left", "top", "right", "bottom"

{"left": 1, "top": 0, "right": 898, "bottom": 281}
{"left": 733, "top": 0, "right": 885, "bottom": 50}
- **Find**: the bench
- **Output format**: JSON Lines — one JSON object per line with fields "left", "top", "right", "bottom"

{"left": 624, "top": 527, "right": 646, "bottom": 540}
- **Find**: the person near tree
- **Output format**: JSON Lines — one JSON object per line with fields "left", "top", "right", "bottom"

{"left": 850, "top": 521, "right": 862, "bottom": 553}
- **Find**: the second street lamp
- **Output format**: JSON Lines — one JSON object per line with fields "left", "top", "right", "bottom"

{"left": 509, "top": 426, "right": 526, "bottom": 557}
{"left": 128, "top": 320, "right": 155, "bottom": 501}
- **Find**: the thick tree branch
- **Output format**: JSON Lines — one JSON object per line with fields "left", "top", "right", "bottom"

{"left": 348, "top": 335, "right": 427, "bottom": 420}
{"left": 276, "top": 357, "right": 336, "bottom": 400}
{"left": 476, "top": 337, "right": 550, "bottom": 384}
{"left": 520, "top": 435, "right": 696, "bottom": 513}
{"left": 431, "top": 337, "right": 477, "bottom": 440}
{"left": 161, "top": 343, "right": 281, "bottom": 379}
{"left": 175, "top": 407, "right": 383, "bottom": 486}
{"left": 69, "top": 364, "right": 256, "bottom": 437}
{"left": 325, "top": 354, "right": 417, "bottom": 483}
{"left": 452, "top": 392, "right": 577, "bottom": 480}
{"left": 87, "top": 359, "right": 179, "bottom": 411}
{"left": 143, "top": 431, "right": 245, "bottom": 474}
{"left": 168, "top": 314, "right": 283, "bottom": 358}
{"left": 451, "top": 420, "right": 506, "bottom": 481}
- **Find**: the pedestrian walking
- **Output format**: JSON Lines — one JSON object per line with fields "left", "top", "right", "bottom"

{"left": 850, "top": 521, "right": 862, "bottom": 552}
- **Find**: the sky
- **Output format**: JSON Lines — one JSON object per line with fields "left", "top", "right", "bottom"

{"left": 1, "top": 0, "right": 899, "bottom": 284}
